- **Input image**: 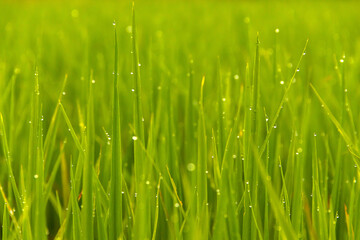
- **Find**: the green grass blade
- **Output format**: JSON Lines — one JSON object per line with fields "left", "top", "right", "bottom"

{"left": 34, "top": 105, "right": 46, "bottom": 240}
{"left": 310, "top": 83, "right": 360, "bottom": 164}
{"left": 44, "top": 141, "right": 65, "bottom": 202}
{"left": 151, "top": 177, "right": 162, "bottom": 240}
{"left": 59, "top": 103, "right": 85, "bottom": 154}
{"left": 3, "top": 204, "right": 8, "bottom": 240}
{"left": 131, "top": 3, "right": 150, "bottom": 239}
{"left": 196, "top": 76, "right": 208, "bottom": 239}
{"left": 217, "top": 58, "right": 225, "bottom": 164}
{"left": 44, "top": 74, "right": 68, "bottom": 176}
{"left": 95, "top": 180, "right": 108, "bottom": 240}
{"left": 70, "top": 159, "right": 82, "bottom": 240}
{"left": 0, "top": 113, "right": 23, "bottom": 214}
{"left": 82, "top": 73, "right": 95, "bottom": 240}
{"left": 109, "top": 20, "right": 123, "bottom": 240}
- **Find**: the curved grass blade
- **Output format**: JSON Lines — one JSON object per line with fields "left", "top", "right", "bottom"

{"left": 44, "top": 74, "right": 68, "bottom": 176}
{"left": 59, "top": 103, "right": 85, "bottom": 154}
{"left": 310, "top": 83, "right": 360, "bottom": 164}
{"left": 0, "top": 113, "right": 23, "bottom": 214}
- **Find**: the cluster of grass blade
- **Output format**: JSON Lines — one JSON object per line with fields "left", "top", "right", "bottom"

{"left": 1, "top": 1, "right": 360, "bottom": 240}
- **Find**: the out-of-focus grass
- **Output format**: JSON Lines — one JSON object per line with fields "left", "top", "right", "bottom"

{"left": 1, "top": 0, "right": 360, "bottom": 239}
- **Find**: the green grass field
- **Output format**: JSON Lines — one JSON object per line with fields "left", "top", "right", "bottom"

{"left": 1, "top": 0, "right": 360, "bottom": 239}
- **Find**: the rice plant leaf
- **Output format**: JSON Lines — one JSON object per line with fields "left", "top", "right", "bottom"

{"left": 109, "top": 20, "right": 123, "bottom": 240}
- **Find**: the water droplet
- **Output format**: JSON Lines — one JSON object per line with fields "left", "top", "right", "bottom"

{"left": 134, "top": 192, "right": 137, "bottom": 198}
{"left": 130, "top": 72, "right": 134, "bottom": 75}
{"left": 280, "top": 80, "right": 284, "bottom": 85}
{"left": 113, "top": 21, "right": 116, "bottom": 26}
{"left": 296, "top": 68, "right": 300, "bottom": 72}
{"left": 92, "top": 79, "right": 95, "bottom": 84}
{"left": 340, "top": 59, "right": 344, "bottom": 63}
{"left": 216, "top": 189, "right": 220, "bottom": 195}
{"left": 29, "top": 121, "right": 32, "bottom": 124}
{"left": 132, "top": 136, "right": 138, "bottom": 141}
{"left": 126, "top": 25, "right": 132, "bottom": 33}
{"left": 344, "top": 88, "right": 348, "bottom": 92}
{"left": 146, "top": 181, "right": 150, "bottom": 185}
{"left": 273, "top": 124, "right": 277, "bottom": 129}
{"left": 138, "top": 63, "right": 141, "bottom": 67}
{"left": 275, "top": 28, "right": 279, "bottom": 33}
{"left": 174, "top": 203, "right": 180, "bottom": 208}
{"left": 34, "top": 174, "right": 39, "bottom": 179}
{"left": 232, "top": 155, "right": 237, "bottom": 159}
{"left": 131, "top": 88, "right": 135, "bottom": 92}
{"left": 303, "top": 52, "right": 306, "bottom": 56}
{"left": 71, "top": 9, "right": 79, "bottom": 18}
{"left": 222, "top": 98, "right": 226, "bottom": 102}
{"left": 187, "top": 163, "right": 195, "bottom": 172}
